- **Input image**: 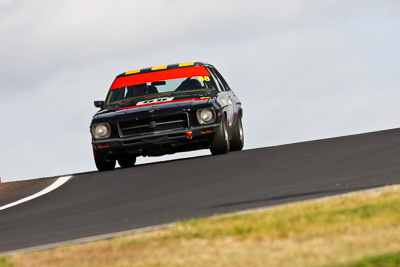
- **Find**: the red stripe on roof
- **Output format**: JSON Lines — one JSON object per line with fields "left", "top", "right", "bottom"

{"left": 111, "top": 66, "right": 210, "bottom": 90}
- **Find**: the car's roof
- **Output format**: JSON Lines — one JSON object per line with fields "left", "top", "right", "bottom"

{"left": 117, "top": 62, "right": 211, "bottom": 78}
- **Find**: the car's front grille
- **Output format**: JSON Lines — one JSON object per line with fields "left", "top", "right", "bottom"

{"left": 118, "top": 113, "right": 189, "bottom": 137}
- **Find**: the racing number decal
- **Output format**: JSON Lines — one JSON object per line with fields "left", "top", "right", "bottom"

{"left": 136, "top": 97, "right": 174, "bottom": 106}
{"left": 198, "top": 76, "right": 210, "bottom": 82}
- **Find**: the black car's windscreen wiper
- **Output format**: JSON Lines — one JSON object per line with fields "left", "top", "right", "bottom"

{"left": 169, "top": 89, "right": 215, "bottom": 97}
{"left": 118, "top": 97, "right": 144, "bottom": 106}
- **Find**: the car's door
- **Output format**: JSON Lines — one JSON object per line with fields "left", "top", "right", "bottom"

{"left": 208, "top": 66, "right": 239, "bottom": 128}
{"left": 207, "top": 66, "right": 234, "bottom": 127}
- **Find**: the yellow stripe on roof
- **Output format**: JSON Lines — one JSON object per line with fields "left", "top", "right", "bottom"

{"left": 151, "top": 65, "right": 168, "bottom": 71}
{"left": 179, "top": 62, "right": 195, "bottom": 67}
{"left": 125, "top": 69, "right": 140, "bottom": 75}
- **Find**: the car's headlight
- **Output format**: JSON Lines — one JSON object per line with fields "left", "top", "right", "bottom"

{"left": 92, "top": 123, "right": 111, "bottom": 139}
{"left": 196, "top": 109, "right": 216, "bottom": 124}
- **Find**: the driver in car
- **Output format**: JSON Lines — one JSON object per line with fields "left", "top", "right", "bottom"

{"left": 126, "top": 84, "right": 147, "bottom": 98}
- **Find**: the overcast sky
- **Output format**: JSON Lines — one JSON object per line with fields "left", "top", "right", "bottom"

{"left": 1, "top": 0, "right": 399, "bottom": 182}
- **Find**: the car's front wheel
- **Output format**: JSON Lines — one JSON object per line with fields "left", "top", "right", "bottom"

{"left": 118, "top": 157, "right": 137, "bottom": 168}
{"left": 210, "top": 116, "right": 230, "bottom": 155}
{"left": 93, "top": 148, "right": 116, "bottom": 171}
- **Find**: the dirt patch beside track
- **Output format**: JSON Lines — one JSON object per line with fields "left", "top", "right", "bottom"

{"left": 0, "top": 177, "right": 58, "bottom": 207}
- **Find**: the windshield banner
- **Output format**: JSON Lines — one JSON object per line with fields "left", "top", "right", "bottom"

{"left": 110, "top": 66, "right": 210, "bottom": 90}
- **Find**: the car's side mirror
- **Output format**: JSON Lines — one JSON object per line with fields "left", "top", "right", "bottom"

{"left": 94, "top": 101, "right": 105, "bottom": 109}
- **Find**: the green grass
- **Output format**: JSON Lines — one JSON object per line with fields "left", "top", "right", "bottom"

{"left": 0, "top": 257, "right": 13, "bottom": 267}
{"left": 344, "top": 252, "right": 400, "bottom": 267}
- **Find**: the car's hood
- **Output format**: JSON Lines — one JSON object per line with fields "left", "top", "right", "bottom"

{"left": 92, "top": 95, "right": 216, "bottom": 123}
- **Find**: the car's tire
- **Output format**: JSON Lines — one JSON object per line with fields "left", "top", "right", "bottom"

{"left": 210, "top": 116, "right": 230, "bottom": 155}
{"left": 118, "top": 157, "right": 137, "bottom": 168}
{"left": 229, "top": 116, "right": 244, "bottom": 151}
{"left": 93, "top": 148, "right": 115, "bottom": 171}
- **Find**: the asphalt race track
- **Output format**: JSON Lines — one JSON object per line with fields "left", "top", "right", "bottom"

{"left": 1, "top": 128, "right": 400, "bottom": 253}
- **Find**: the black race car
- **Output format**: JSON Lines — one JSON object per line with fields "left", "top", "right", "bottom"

{"left": 90, "top": 62, "right": 244, "bottom": 171}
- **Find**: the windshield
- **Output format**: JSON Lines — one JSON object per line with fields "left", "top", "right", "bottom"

{"left": 105, "top": 66, "right": 217, "bottom": 108}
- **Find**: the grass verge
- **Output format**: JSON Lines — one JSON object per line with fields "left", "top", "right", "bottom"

{"left": 343, "top": 252, "right": 400, "bottom": 267}
{"left": 1, "top": 185, "right": 400, "bottom": 267}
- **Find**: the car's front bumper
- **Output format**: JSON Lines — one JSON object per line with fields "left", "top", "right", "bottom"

{"left": 92, "top": 123, "right": 220, "bottom": 157}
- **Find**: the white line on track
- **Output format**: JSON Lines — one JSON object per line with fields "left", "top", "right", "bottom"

{"left": 0, "top": 175, "right": 72, "bottom": 211}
